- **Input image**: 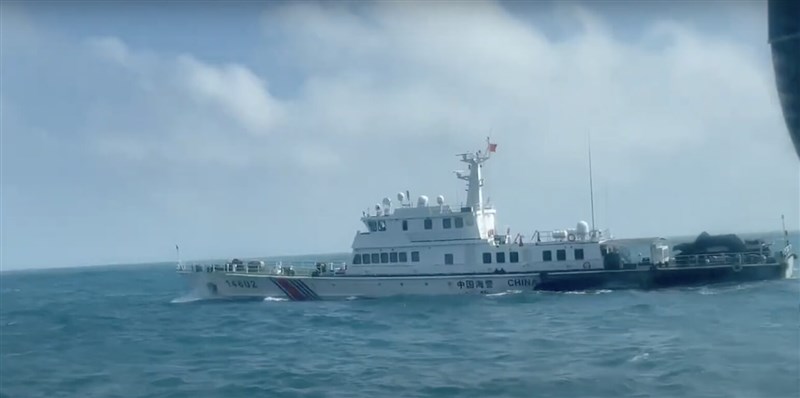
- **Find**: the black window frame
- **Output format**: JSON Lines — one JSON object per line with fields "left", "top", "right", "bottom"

{"left": 510, "top": 251, "right": 519, "bottom": 263}
{"left": 543, "top": 251, "right": 552, "bottom": 262}
{"left": 402, "top": 220, "right": 408, "bottom": 231}
{"left": 371, "top": 253, "right": 380, "bottom": 264}
{"left": 353, "top": 254, "right": 362, "bottom": 264}
{"left": 399, "top": 252, "right": 408, "bottom": 262}
{"left": 483, "top": 252, "right": 492, "bottom": 264}
{"left": 424, "top": 218, "right": 432, "bottom": 230}
{"left": 444, "top": 254, "right": 454, "bottom": 265}
{"left": 362, "top": 253, "right": 371, "bottom": 264}
{"left": 455, "top": 217, "right": 464, "bottom": 228}
{"left": 574, "top": 248, "right": 584, "bottom": 260}
{"left": 411, "top": 251, "right": 420, "bottom": 262}
{"left": 496, "top": 252, "right": 506, "bottom": 263}
{"left": 390, "top": 252, "right": 398, "bottom": 263}
{"left": 556, "top": 249, "right": 566, "bottom": 261}
{"left": 443, "top": 218, "right": 452, "bottom": 229}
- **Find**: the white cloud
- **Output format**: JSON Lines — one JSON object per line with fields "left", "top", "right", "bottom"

{"left": 87, "top": 36, "right": 134, "bottom": 67}
{"left": 259, "top": 0, "right": 797, "bottom": 236}
{"left": 176, "top": 55, "right": 285, "bottom": 135}
{"left": 81, "top": 38, "right": 290, "bottom": 169}
{"left": 87, "top": 0, "right": 797, "bottom": 231}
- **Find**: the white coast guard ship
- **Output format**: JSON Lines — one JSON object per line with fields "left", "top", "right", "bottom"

{"left": 177, "top": 139, "right": 796, "bottom": 301}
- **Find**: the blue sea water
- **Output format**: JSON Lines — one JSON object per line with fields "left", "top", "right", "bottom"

{"left": 2, "top": 235, "right": 799, "bottom": 398}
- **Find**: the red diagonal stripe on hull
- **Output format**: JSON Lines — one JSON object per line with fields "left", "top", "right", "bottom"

{"left": 276, "top": 278, "right": 306, "bottom": 301}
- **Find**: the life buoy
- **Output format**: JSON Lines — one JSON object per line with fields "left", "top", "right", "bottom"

{"left": 732, "top": 263, "right": 743, "bottom": 272}
{"left": 567, "top": 233, "right": 576, "bottom": 242}
{"left": 582, "top": 261, "right": 590, "bottom": 269}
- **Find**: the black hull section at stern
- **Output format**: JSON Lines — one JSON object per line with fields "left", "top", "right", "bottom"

{"left": 535, "top": 263, "right": 790, "bottom": 292}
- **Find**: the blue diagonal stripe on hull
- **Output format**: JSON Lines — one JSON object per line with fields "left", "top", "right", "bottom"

{"left": 289, "top": 279, "right": 319, "bottom": 300}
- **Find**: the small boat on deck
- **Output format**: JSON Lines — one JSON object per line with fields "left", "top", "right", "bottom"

{"left": 176, "top": 139, "right": 796, "bottom": 301}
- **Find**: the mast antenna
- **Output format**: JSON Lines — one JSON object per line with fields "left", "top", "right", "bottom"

{"left": 781, "top": 214, "right": 788, "bottom": 246}
{"left": 588, "top": 133, "right": 596, "bottom": 233}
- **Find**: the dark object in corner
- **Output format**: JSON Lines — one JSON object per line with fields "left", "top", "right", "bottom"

{"left": 768, "top": 0, "right": 800, "bottom": 159}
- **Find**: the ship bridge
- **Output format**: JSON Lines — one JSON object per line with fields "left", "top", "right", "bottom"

{"left": 352, "top": 139, "right": 499, "bottom": 251}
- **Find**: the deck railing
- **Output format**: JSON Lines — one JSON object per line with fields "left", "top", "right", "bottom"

{"left": 530, "top": 229, "right": 610, "bottom": 244}
{"left": 176, "top": 260, "right": 348, "bottom": 276}
{"left": 671, "top": 252, "right": 771, "bottom": 267}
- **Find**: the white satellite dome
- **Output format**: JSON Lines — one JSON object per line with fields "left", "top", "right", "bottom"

{"left": 576, "top": 221, "right": 590, "bottom": 238}
{"left": 436, "top": 195, "right": 445, "bottom": 205}
{"left": 417, "top": 195, "right": 429, "bottom": 207}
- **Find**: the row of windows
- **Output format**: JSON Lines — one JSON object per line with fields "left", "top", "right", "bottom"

{"left": 354, "top": 248, "right": 584, "bottom": 265}
{"left": 542, "top": 248, "right": 584, "bottom": 262}
{"left": 424, "top": 217, "right": 465, "bottom": 230}
{"left": 367, "top": 220, "right": 387, "bottom": 232}
{"left": 482, "top": 251, "right": 520, "bottom": 264}
{"left": 352, "top": 251, "right": 420, "bottom": 265}
{"left": 369, "top": 217, "right": 470, "bottom": 233}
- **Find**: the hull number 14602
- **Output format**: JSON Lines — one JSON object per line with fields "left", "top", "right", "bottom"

{"left": 225, "top": 280, "right": 257, "bottom": 289}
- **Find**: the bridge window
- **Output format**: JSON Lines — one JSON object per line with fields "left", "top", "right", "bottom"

{"left": 574, "top": 249, "right": 584, "bottom": 260}
{"left": 445, "top": 254, "right": 453, "bottom": 265}
{"left": 424, "top": 218, "right": 432, "bottom": 229}
{"left": 353, "top": 254, "right": 362, "bottom": 265}
{"left": 543, "top": 251, "right": 552, "bottom": 262}
{"left": 557, "top": 249, "right": 566, "bottom": 261}
{"left": 371, "top": 253, "right": 380, "bottom": 264}
{"left": 402, "top": 220, "right": 408, "bottom": 231}
{"left": 483, "top": 252, "right": 492, "bottom": 264}
{"left": 510, "top": 251, "right": 519, "bottom": 263}
{"left": 443, "top": 218, "right": 452, "bottom": 229}
{"left": 411, "top": 251, "right": 420, "bottom": 262}
{"left": 455, "top": 217, "right": 464, "bottom": 228}
{"left": 380, "top": 253, "right": 389, "bottom": 263}
{"left": 362, "top": 253, "right": 371, "bottom": 264}
{"left": 378, "top": 220, "right": 386, "bottom": 231}
{"left": 368, "top": 221, "right": 378, "bottom": 232}
{"left": 496, "top": 252, "right": 506, "bottom": 263}
{"left": 390, "top": 252, "right": 398, "bottom": 263}
{"left": 399, "top": 252, "right": 408, "bottom": 262}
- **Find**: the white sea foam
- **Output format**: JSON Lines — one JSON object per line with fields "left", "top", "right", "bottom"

{"left": 170, "top": 295, "right": 204, "bottom": 304}
{"left": 263, "top": 296, "right": 288, "bottom": 302}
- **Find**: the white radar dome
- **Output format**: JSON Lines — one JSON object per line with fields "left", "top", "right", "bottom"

{"left": 576, "top": 221, "right": 589, "bottom": 236}
{"left": 436, "top": 195, "right": 445, "bottom": 205}
{"left": 417, "top": 195, "right": 429, "bottom": 207}
{"left": 397, "top": 192, "right": 406, "bottom": 202}
{"left": 382, "top": 197, "right": 392, "bottom": 207}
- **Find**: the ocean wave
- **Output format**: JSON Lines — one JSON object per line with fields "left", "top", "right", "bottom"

{"left": 2, "top": 267, "right": 798, "bottom": 398}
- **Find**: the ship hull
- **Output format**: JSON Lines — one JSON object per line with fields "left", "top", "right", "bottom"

{"left": 178, "top": 270, "right": 285, "bottom": 299}
{"left": 180, "top": 255, "right": 795, "bottom": 301}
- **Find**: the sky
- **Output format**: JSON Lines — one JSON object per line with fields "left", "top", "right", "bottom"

{"left": 2, "top": 0, "right": 798, "bottom": 270}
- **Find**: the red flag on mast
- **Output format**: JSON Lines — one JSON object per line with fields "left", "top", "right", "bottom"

{"left": 487, "top": 137, "right": 497, "bottom": 152}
